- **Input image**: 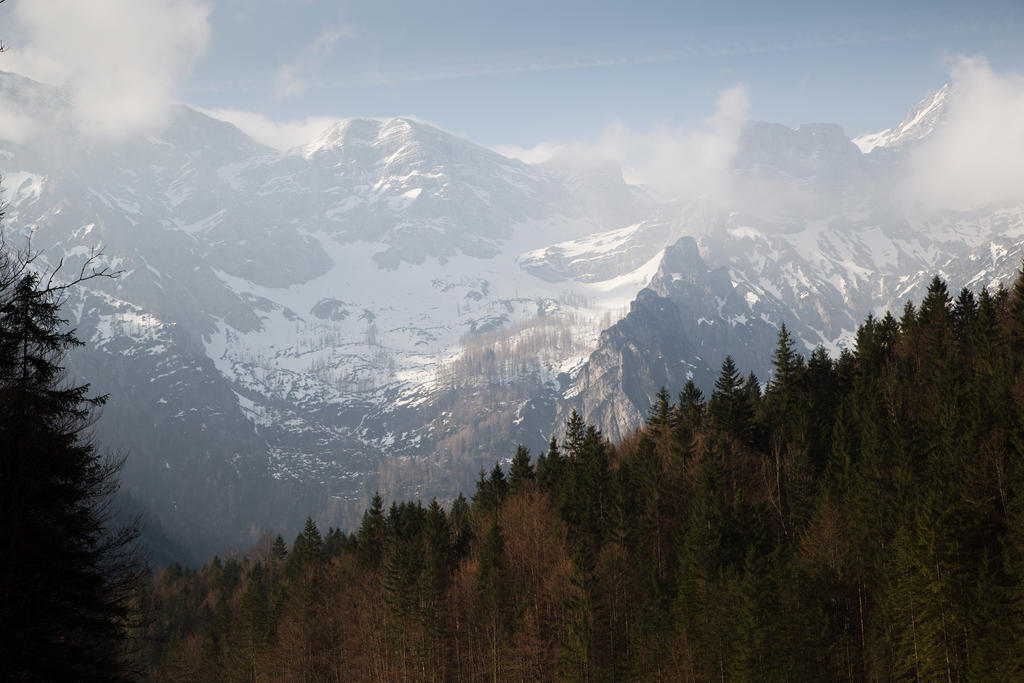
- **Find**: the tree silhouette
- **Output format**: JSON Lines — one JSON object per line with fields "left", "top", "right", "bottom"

{"left": 0, "top": 257, "right": 139, "bottom": 678}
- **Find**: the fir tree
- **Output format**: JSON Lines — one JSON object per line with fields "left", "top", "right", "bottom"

{"left": 952, "top": 287, "right": 978, "bottom": 343}
{"left": 769, "top": 323, "right": 801, "bottom": 391}
{"left": 709, "top": 355, "right": 753, "bottom": 441}
{"left": 677, "top": 378, "right": 705, "bottom": 426}
{"left": 356, "top": 492, "right": 386, "bottom": 569}
{"left": 647, "top": 386, "right": 673, "bottom": 428}
{"left": 449, "top": 492, "right": 472, "bottom": 559}
{"left": 0, "top": 269, "right": 140, "bottom": 679}
{"left": 508, "top": 444, "right": 534, "bottom": 494}
{"left": 536, "top": 435, "right": 563, "bottom": 492}
{"left": 270, "top": 533, "right": 288, "bottom": 560}
{"left": 489, "top": 461, "right": 509, "bottom": 501}
{"left": 286, "top": 517, "right": 323, "bottom": 575}
{"left": 564, "top": 408, "right": 586, "bottom": 458}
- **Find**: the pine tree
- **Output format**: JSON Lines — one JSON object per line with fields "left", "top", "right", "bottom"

{"left": 473, "top": 464, "right": 508, "bottom": 518}
{"left": 919, "top": 275, "right": 951, "bottom": 329}
{"left": 418, "top": 499, "right": 451, "bottom": 677}
{"left": 564, "top": 408, "right": 586, "bottom": 458}
{"left": 270, "top": 533, "right": 288, "bottom": 560}
{"left": 900, "top": 300, "right": 918, "bottom": 333}
{"left": 709, "top": 355, "right": 753, "bottom": 441}
{"left": 564, "top": 543, "right": 597, "bottom": 681}
{"left": 1007, "top": 263, "right": 1024, "bottom": 355}
{"left": 537, "top": 435, "right": 563, "bottom": 492}
{"left": 489, "top": 461, "right": 509, "bottom": 502}
{"left": 321, "top": 526, "right": 348, "bottom": 560}
{"left": 508, "top": 445, "right": 534, "bottom": 494}
{"left": 286, "top": 517, "right": 323, "bottom": 575}
{"left": 477, "top": 522, "right": 507, "bottom": 680}
{"left": 952, "top": 287, "right": 978, "bottom": 343}
{"left": 647, "top": 386, "right": 673, "bottom": 428}
{"left": 0, "top": 270, "right": 140, "bottom": 679}
{"left": 356, "top": 492, "right": 386, "bottom": 569}
{"left": 677, "top": 378, "right": 705, "bottom": 427}
{"left": 768, "top": 323, "right": 800, "bottom": 392}
{"left": 449, "top": 492, "right": 472, "bottom": 559}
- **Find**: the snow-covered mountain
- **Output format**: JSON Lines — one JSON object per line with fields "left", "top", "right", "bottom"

{"left": 560, "top": 85, "right": 1024, "bottom": 439}
{"left": 853, "top": 85, "right": 949, "bottom": 153}
{"left": 0, "top": 71, "right": 657, "bottom": 552}
{"left": 2, "top": 70, "right": 1021, "bottom": 553}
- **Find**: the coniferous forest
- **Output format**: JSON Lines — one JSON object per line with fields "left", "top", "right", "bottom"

{"left": 129, "top": 273, "right": 1024, "bottom": 681}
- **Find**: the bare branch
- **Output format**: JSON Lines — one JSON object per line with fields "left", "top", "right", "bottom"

{"left": 45, "top": 256, "right": 65, "bottom": 290}
{"left": 43, "top": 246, "right": 122, "bottom": 295}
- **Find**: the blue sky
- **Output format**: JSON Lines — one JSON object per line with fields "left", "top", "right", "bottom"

{"left": 3, "top": 0, "right": 1024, "bottom": 151}
{"left": 178, "top": 0, "right": 1024, "bottom": 147}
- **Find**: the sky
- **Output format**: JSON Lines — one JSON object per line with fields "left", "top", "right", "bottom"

{"left": 1, "top": 0, "right": 1023, "bottom": 155}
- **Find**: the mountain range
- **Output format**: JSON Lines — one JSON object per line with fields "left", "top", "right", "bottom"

{"left": 1, "top": 71, "right": 1020, "bottom": 557}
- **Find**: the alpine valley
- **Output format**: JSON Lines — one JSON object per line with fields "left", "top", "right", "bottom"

{"left": 1, "top": 71, "right": 1020, "bottom": 557}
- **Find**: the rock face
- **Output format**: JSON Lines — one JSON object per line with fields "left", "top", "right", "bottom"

{"left": 560, "top": 237, "right": 778, "bottom": 441}
{"left": 2, "top": 70, "right": 1023, "bottom": 555}
{"left": 558, "top": 86, "right": 1024, "bottom": 441}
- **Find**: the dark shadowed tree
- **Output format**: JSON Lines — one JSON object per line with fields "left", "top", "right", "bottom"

{"left": 0, "top": 246, "right": 140, "bottom": 678}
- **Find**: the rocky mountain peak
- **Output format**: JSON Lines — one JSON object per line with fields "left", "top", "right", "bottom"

{"left": 654, "top": 235, "right": 705, "bottom": 278}
{"left": 737, "top": 121, "right": 863, "bottom": 181}
{"left": 853, "top": 84, "right": 950, "bottom": 153}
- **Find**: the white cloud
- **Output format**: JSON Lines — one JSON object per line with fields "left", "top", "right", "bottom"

{"left": 0, "top": 106, "right": 41, "bottom": 144}
{"left": 901, "top": 56, "right": 1024, "bottom": 212}
{"left": 492, "top": 141, "right": 568, "bottom": 165}
{"left": 201, "top": 108, "right": 340, "bottom": 151}
{"left": 496, "top": 85, "right": 749, "bottom": 203}
{"left": 274, "top": 25, "right": 355, "bottom": 101}
{"left": 4, "top": 0, "right": 210, "bottom": 138}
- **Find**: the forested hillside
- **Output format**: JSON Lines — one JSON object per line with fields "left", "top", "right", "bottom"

{"left": 141, "top": 273, "right": 1024, "bottom": 681}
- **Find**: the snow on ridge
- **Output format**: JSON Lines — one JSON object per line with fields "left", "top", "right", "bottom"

{"left": 854, "top": 84, "right": 949, "bottom": 153}
{"left": 520, "top": 222, "right": 642, "bottom": 262}
{"left": 1, "top": 171, "right": 45, "bottom": 206}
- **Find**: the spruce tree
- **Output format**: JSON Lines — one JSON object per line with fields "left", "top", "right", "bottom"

{"left": 564, "top": 408, "right": 586, "bottom": 458}
{"left": 0, "top": 270, "right": 139, "bottom": 679}
{"left": 768, "top": 323, "right": 801, "bottom": 390}
{"left": 356, "top": 492, "right": 386, "bottom": 569}
{"left": 952, "top": 287, "right": 978, "bottom": 343}
{"left": 677, "top": 378, "right": 705, "bottom": 426}
{"left": 709, "top": 355, "right": 753, "bottom": 441}
{"left": 287, "top": 517, "right": 323, "bottom": 574}
{"left": 488, "top": 461, "right": 509, "bottom": 502}
{"left": 449, "top": 492, "right": 472, "bottom": 559}
{"left": 647, "top": 386, "right": 672, "bottom": 428}
{"left": 508, "top": 444, "right": 534, "bottom": 494}
{"left": 536, "top": 435, "right": 563, "bottom": 492}
{"left": 270, "top": 533, "right": 288, "bottom": 560}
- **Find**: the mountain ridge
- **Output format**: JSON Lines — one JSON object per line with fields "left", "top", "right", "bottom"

{"left": 2, "top": 72, "right": 1021, "bottom": 556}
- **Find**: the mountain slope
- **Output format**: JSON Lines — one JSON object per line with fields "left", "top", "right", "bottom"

{"left": 0, "top": 71, "right": 656, "bottom": 552}
{"left": 560, "top": 86, "right": 1024, "bottom": 437}
{"left": 3, "top": 72, "right": 1022, "bottom": 555}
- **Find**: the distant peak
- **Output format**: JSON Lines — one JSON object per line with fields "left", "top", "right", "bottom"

{"left": 853, "top": 84, "right": 950, "bottom": 154}
{"left": 299, "top": 116, "right": 456, "bottom": 157}
{"left": 302, "top": 118, "right": 382, "bottom": 156}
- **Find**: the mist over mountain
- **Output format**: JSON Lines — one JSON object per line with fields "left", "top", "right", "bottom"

{"left": 2, "top": 69, "right": 1022, "bottom": 556}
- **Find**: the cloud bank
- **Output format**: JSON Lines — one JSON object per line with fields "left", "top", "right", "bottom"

{"left": 4, "top": 0, "right": 210, "bottom": 138}
{"left": 499, "top": 59, "right": 1024, "bottom": 219}
{"left": 901, "top": 56, "right": 1024, "bottom": 212}
{"left": 202, "top": 109, "right": 340, "bottom": 151}
{"left": 497, "top": 85, "right": 749, "bottom": 204}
